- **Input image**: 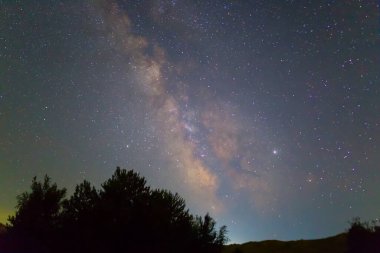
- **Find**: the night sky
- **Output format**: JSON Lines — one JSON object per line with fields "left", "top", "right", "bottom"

{"left": 1, "top": 0, "right": 379, "bottom": 243}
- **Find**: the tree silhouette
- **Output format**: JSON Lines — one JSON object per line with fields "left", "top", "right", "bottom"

{"left": 147, "top": 189, "right": 195, "bottom": 252}
{"left": 5, "top": 167, "right": 228, "bottom": 253}
{"left": 7, "top": 175, "right": 66, "bottom": 252}
{"left": 97, "top": 167, "right": 151, "bottom": 252}
{"left": 101, "top": 167, "right": 150, "bottom": 201}
{"left": 194, "top": 213, "right": 228, "bottom": 253}
{"left": 61, "top": 180, "right": 99, "bottom": 252}
{"left": 63, "top": 180, "right": 99, "bottom": 221}
{"left": 347, "top": 217, "right": 380, "bottom": 253}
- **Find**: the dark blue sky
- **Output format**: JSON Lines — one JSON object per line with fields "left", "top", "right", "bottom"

{"left": 1, "top": 0, "right": 379, "bottom": 243}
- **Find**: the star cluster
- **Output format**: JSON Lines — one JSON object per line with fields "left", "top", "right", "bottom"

{"left": 0, "top": 0, "right": 379, "bottom": 243}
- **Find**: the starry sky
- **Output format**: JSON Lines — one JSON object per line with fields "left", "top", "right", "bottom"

{"left": 1, "top": 0, "right": 379, "bottom": 243}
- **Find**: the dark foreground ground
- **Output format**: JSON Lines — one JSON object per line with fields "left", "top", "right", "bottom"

{"left": 223, "top": 233, "right": 347, "bottom": 253}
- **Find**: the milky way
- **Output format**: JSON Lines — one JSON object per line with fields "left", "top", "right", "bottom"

{"left": 1, "top": 0, "right": 379, "bottom": 242}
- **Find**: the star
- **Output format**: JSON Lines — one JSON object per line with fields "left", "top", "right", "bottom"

{"left": 0, "top": 0, "right": 378, "bottom": 244}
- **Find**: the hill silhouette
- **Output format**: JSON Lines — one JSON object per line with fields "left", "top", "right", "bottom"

{"left": 223, "top": 218, "right": 380, "bottom": 253}
{"left": 223, "top": 233, "right": 347, "bottom": 253}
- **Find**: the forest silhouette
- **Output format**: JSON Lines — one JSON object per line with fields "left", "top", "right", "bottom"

{"left": 0, "top": 167, "right": 379, "bottom": 253}
{"left": 346, "top": 217, "right": 380, "bottom": 253}
{"left": 0, "top": 167, "right": 227, "bottom": 253}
